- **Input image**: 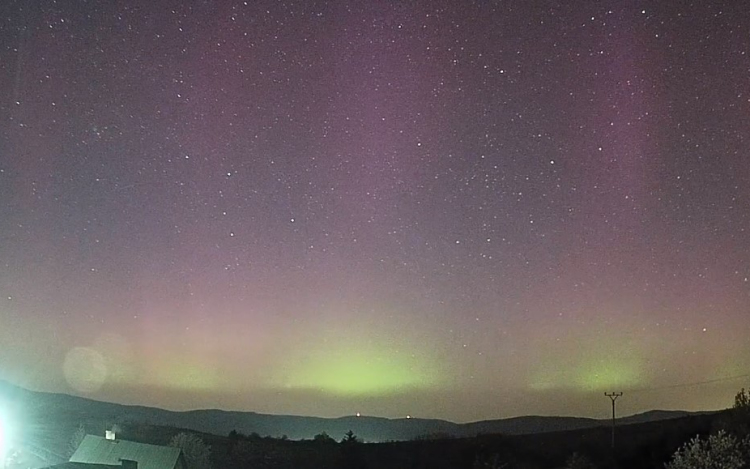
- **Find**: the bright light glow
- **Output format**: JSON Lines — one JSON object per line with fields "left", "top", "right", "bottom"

{"left": 0, "top": 405, "right": 16, "bottom": 467}
{"left": 0, "top": 412, "right": 8, "bottom": 464}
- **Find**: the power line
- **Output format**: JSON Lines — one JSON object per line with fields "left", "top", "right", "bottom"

{"left": 605, "top": 392, "right": 623, "bottom": 450}
{"left": 627, "top": 372, "right": 750, "bottom": 393}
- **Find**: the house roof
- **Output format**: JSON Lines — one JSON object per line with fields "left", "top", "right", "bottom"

{"left": 70, "top": 436, "right": 182, "bottom": 469}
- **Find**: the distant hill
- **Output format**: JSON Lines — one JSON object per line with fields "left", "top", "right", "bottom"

{"left": 0, "top": 379, "right": 720, "bottom": 443}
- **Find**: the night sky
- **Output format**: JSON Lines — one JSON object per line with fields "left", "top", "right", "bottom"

{"left": 1, "top": 0, "right": 749, "bottom": 423}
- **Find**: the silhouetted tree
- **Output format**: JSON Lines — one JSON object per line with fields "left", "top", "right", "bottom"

{"left": 314, "top": 432, "right": 336, "bottom": 443}
{"left": 725, "top": 388, "right": 750, "bottom": 437}
{"left": 169, "top": 432, "right": 212, "bottom": 469}
{"left": 736, "top": 389, "right": 750, "bottom": 408}
{"left": 341, "top": 430, "right": 359, "bottom": 444}
{"left": 340, "top": 430, "right": 365, "bottom": 469}
{"left": 666, "top": 430, "right": 744, "bottom": 469}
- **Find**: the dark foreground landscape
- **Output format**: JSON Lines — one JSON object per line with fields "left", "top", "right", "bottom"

{"left": 3, "top": 380, "right": 750, "bottom": 469}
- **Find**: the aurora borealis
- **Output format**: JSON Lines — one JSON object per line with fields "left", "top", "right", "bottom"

{"left": 1, "top": 0, "right": 749, "bottom": 423}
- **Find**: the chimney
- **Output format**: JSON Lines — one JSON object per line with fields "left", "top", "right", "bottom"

{"left": 120, "top": 460, "right": 137, "bottom": 469}
{"left": 105, "top": 430, "right": 116, "bottom": 440}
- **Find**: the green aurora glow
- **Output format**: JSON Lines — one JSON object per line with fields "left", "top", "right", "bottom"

{"left": 270, "top": 342, "right": 442, "bottom": 396}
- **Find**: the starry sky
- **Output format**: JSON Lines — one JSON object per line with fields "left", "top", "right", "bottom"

{"left": 1, "top": 0, "right": 749, "bottom": 423}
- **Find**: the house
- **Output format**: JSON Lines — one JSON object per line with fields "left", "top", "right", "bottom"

{"left": 64, "top": 434, "right": 186, "bottom": 469}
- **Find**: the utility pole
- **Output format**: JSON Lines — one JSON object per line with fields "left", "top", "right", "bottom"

{"left": 604, "top": 392, "right": 623, "bottom": 450}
